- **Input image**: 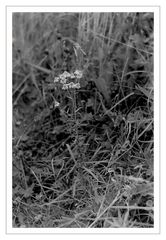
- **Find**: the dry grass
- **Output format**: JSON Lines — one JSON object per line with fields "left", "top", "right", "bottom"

{"left": 12, "top": 12, "right": 154, "bottom": 228}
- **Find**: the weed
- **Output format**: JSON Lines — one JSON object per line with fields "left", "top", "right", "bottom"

{"left": 12, "top": 12, "right": 154, "bottom": 228}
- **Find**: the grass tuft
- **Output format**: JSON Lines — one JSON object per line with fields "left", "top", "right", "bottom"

{"left": 12, "top": 12, "right": 154, "bottom": 228}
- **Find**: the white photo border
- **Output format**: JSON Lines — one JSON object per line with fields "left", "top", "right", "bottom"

{"left": 6, "top": 5, "right": 160, "bottom": 234}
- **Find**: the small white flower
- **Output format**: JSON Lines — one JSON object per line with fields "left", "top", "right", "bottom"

{"left": 74, "top": 70, "right": 83, "bottom": 79}
{"left": 75, "top": 83, "right": 81, "bottom": 89}
{"left": 60, "top": 71, "right": 71, "bottom": 79}
{"left": 59, "top": 75, "right": 66, "bottom": 80}
{"left": 64, "top": 71, "right": 71, "bottom": 77}
{"left": 54, "top": 77, "right": 59, "bottom": 83}
{"left": 70, "top": 73, "right": 75, "bottom": 79}
{"left": 54, "top": 100, "right": 60, "bottom": 107}
{"left": 69, "top": 82, "right": 75, "bottom": 88}
{"left": 62, "top": 84, "right": 69, "bottom": 90}
{"left": 60, "top": 78, "right": 67, "bottom": 84}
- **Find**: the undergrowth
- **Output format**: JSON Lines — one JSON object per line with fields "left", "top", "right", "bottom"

{"left": 12, "top": 12, "right": 154, "bottom": 228}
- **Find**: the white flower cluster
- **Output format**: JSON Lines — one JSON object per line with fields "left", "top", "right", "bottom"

{"left": 54, "top": 70, "right": 83, "bottom": 90}
{"left": 62, "top": 82, "right": 80, "bottom": 90}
